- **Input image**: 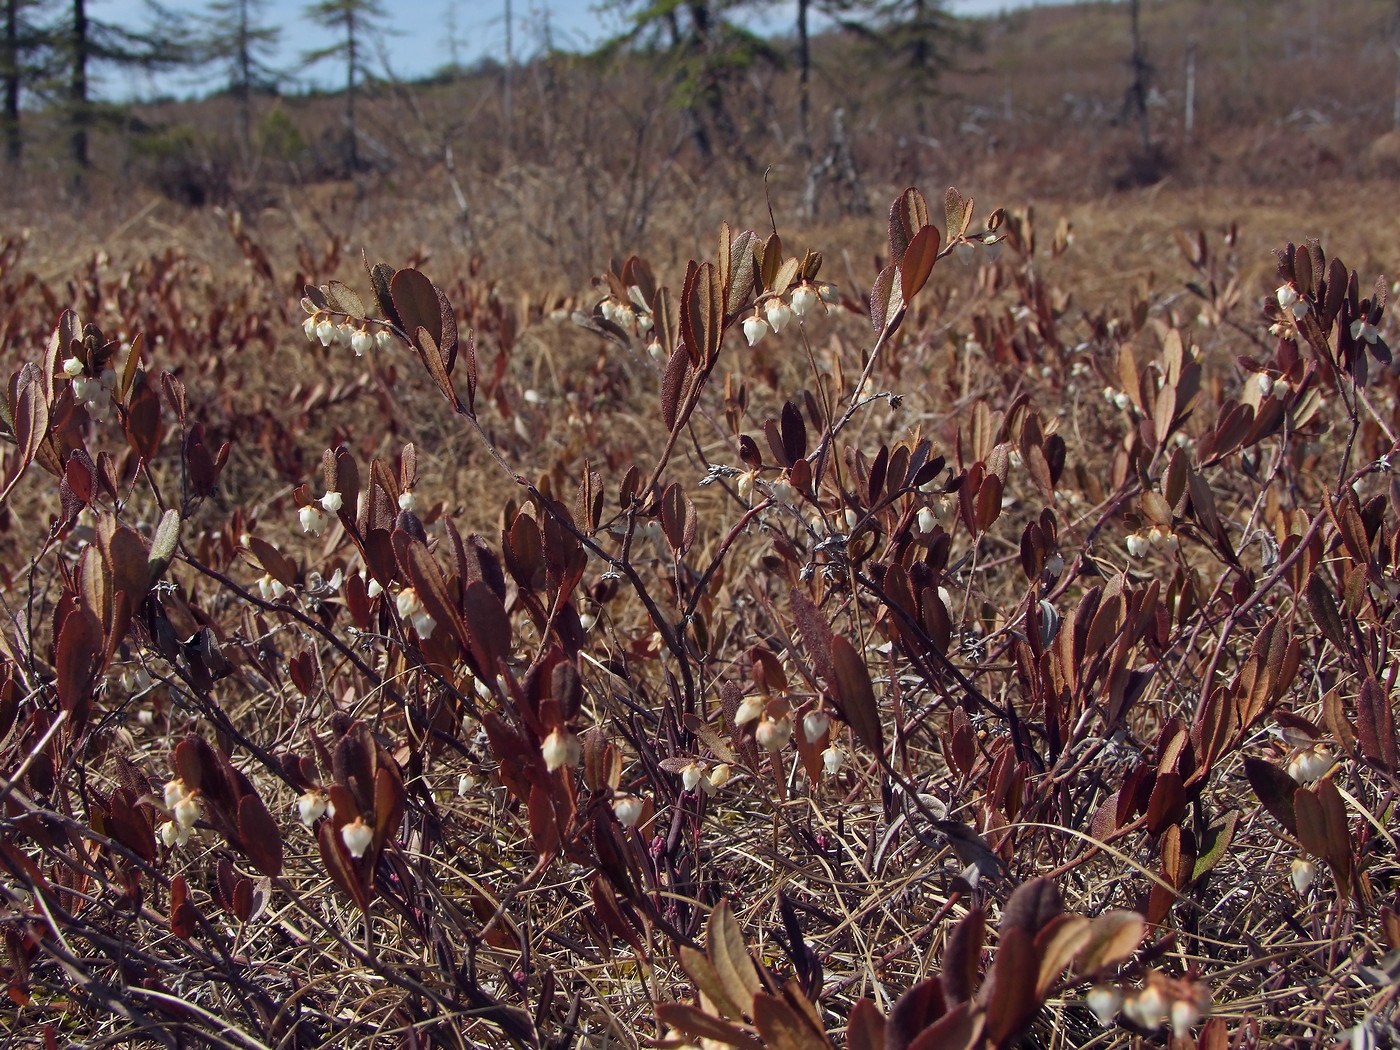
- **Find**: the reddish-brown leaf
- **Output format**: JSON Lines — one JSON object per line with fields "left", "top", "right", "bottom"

{"left": 942, "top": 908, "right": 985, "bottom": 1004}
{"left": 237, "top": 793, "right": 283, "bottom": 878}
{"left": 900, "top": 225, "right": 941, "bottom": 302}
{"left": 980, "top": 925, "right": 1038, "bottom": 1046}
{"left": 656, "top": 1004, "right": 764, "bottom": 1050}
{"left": 1357, "top": 677, "right": 1397, "bottom": 772}
{"left": 886, "top": 976, "right": 947, "bottom": 1050}
{"left": 1243, "top": 757, "right": 1299, "bottom": 836}
{"left": 169, "top": 875, "right": 197, "bottom": 941}
{"left": 830, "top": 635, "right": 882, "bottom": 755}
{"left": 847, "top": 999, "right": 887, "bottom": 1050}
{"left": 906, "top": 1002, "right": 984, "bottom": 1050}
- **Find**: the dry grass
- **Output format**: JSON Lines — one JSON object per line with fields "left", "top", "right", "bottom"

{"left": 0, "top": 2, "right": 1398, "bottom": 1048}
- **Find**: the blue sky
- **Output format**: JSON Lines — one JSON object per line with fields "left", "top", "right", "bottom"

{"left": 89, "top": 0, "right": 1065, "bottom": 99}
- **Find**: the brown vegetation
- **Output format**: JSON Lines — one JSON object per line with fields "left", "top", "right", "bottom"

{"left": 0, "top": 1, "right": 1399, "bottom": 1048}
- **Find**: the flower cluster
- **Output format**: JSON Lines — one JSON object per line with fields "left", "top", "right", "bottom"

{"left": 1275, "top": 283, "right": 1310, "bottom": 320}
{"left": 159, "top": 778, "right": 201, "bottom": 848}
{"left": 678, "top": 759, "right": 731, "bottom": 794}
{"left": 742, "top": 281, "right": 835, "bottom": 346}
{"left": 734, "top": 693, "right": 795, "bottom": 751}
{"left": 302, "top": 304, "right": 395, "bottom": 357}
{"left": 299, "top": 489, "right": 344, "bottom": 537}
{"left": 1101, "top": 385, "right": 1133, "bottom": 411}
{"left": 63, "top": 355, "right": 118, "bottom": 422}
{"left": 1086, "top": 973, "right": 1210, "bottom": 1036}
{"left": 599, "top": 295, "right": 654, "bottom": 336}
{"left": 1125, "top": 526, "right": 1179, "bottom": 558}
{"left": 1253, "top": 371, "right": 1292, "bottom": 399}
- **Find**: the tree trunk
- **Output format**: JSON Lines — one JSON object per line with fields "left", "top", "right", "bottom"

{"left": 797, "top": 0, "right": 812, "bottom": 214}
{"left": 503, "top": 0, "right": 513, "bottom": 156}
{"left": 797, "top": 0, "right": 810, "bottom": 151}
{"left": 3, "top": 0, "right": 20, "bottom": 165}
{"left": 71, "top": 0, "right": 89, "bottom": 174}
{"left": 1128, "top": 0, "right": 1150, "bottom": 154}
{"left": 237, "top": 0, "right": 252, "bottom": 155}
{"left": 345, "top": 5, "right": 359, "bottom": 172}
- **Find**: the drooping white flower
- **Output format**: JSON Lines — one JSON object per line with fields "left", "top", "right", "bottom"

{"left": 769, "top": 477, "right": 797, "bottom": 506}
{"left": 303, "top": 316, "right": 318, "bottom": 342}
{"left": 163, "top": 778, "right": 189, "bottom": 810}
{"left": 708, "top": 763, "right": 731, "bottom": 789}
{"left": 341, "top": 817, "right": 373, "bottom": 858}
{"left": 1287, "top": 746, "right": 1332, "bottom": 783}
{"left": 395, "top": 586, "right": 436, "bottom": 636}
{"left": 1276, "top": 284, "right": 1309, "bottom": 319}
{"left": 316, "top": 319, "right": 336, "bottom": 346}
{"left": 755, "top": 715, "right": 793, "bottom": 752}
{"left": 1122, "top": 984, "right": 1168, "bottom": 1031}
{"left": 742, "top": 314, "right": 769, "bottom": 347}
{"left": 802, "top": 709, "right": 831, "bottom": 744}
{"left": 1255, "top": 372, "right": 1274, "bottom": 396}
{"left": 822, "top": 745, "right": 846, "bottom": 776}
{"left": 320, "top": 490, "right": 344, "bottom": 514}
{"left": 1113, "top": 391, "right": 1132, "bottom": 411}
{"left": 62, "top": 356, "right": 85, "bottom": 378}
{"left": 398, "top": 490, "right": 417, "bottom": 512}
{"left": 351, "top": 328, "right": 373, "bottom": 356}
{"left": 1291, "top": 857, "right": 1318, "bottom": 893}
{"left": 299, "top": 505, "right": 329, "bottom": 536}
{"left": 735, "top": 694, "right": 765, "bottom": 726}
{"left": 1352, "top": 319, "right": 1380, "bottom": 344}
{"left": 1169, "top": 998, "right": 1201, "bottom": 1037}
{"left": 680, "top": 761, "right": 707, "bottom": 792}
{"left": 172, "top": 795, "right": 201, "bottom": 831}
{"left": 790, "top": 284, "right": 818, "bottom": 318}
{"left": 298, "top": 790, "right": 329, "bottom": 827}
{"left": 736, "top": 470, "right": 756, "bottom": 502}
{"left": 917, "top": 507, "right": 938, "bottom": 534}
{"left": 765, "top": 298, "right": 793, "bottom": 333}
{"left": 1126, "top": 532, "right": 1150, "bottom": 558}
{"left": 375, "top": 329, "right": 394, "bottom": 352}
{"left": 258, "top": 573, "right": 287, "bottom": 601}
{"left": 541, "top": 728, "right": 581, "bottom": 773}
{"left": 159, "top": 820, "right": 189, "bottom": 849}
{"left": 1086, "top": 985, "right": 1121, "bottom": 1027}
{"left": 613, "top": 795, "right": 644, "bottom": 827}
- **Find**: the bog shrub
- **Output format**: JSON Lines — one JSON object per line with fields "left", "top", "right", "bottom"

{"left": 0, "top": 185, "right": 1397, "bottom": 1049}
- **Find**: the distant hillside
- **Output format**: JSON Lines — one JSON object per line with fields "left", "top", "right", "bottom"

{"left": 2, "top": 0, "right": 1396, "bottom": 272}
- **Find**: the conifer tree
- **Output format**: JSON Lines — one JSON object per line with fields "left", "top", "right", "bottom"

{"left": 302, "top": 0, "right": 386, "bottom": 173}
